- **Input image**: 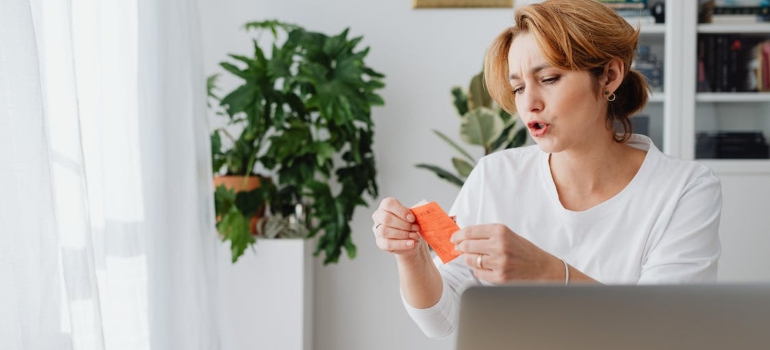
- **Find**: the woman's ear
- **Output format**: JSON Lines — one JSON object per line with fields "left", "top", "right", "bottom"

{"left": 603, "top": 58, "right": 625, "bottom": 95}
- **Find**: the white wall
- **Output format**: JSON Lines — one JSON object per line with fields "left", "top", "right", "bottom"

{"left": 198, "top": 1, "right": 514, "bottom": 349}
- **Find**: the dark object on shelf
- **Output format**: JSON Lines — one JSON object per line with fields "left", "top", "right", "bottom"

{"left": 696, "top": 131, "right": 770, "bottom": 159}
{"left": 635, "top": 44, "right": 664, "bottom": 92}
{"left": 698, "top": 0, "right": 715, "bottom": 24}
{"left": 651, "top": 1, "right": 665, "bottom": 23}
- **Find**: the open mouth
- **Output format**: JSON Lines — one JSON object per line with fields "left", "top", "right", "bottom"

{"left": 529, "top": 122, "right": 547, "bottom": 130}
{"left": 527, "top": 121, "right": 550, "bottom": 137}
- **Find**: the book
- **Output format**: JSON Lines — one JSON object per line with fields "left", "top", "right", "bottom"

{"left": 714, "top": 0, "right": 770, "bottom": 6}
{"left": 713, "top": 6, "right": 770, "bottom": 15}
{"left": 711, "top": 13, "right": 768, "bottom": 23}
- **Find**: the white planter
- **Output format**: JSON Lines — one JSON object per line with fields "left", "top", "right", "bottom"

{"left": 217, "top": 238, "right": 313, "bottom": 350}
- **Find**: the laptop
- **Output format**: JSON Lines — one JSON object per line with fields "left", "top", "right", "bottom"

{"left": 456, "top": 284, "right": 770, "bottom": 350}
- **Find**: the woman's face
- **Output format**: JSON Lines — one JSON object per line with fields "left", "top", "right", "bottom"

{"left": 507, "top": 33, "right": 609, "bottom": 154}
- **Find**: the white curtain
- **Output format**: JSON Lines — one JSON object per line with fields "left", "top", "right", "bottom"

{"left": 0, "top": 0, "right": 221, "bottom": 349}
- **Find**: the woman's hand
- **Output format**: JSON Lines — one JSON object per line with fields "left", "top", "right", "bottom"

{"left": 450, "top": 224, "right": 562, "bottom": 284}
{"left": 372, "top": 197, "right": 423, "bottom": 259}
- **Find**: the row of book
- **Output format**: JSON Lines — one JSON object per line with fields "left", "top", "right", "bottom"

{"left": 699, "top": 0, "right": 770, "bottom": 24}
{"left": 696, "top": 34, "right": 770, "bottom": 93}
{"left": 598, "top": 0, "right": 665, "bottom": 24}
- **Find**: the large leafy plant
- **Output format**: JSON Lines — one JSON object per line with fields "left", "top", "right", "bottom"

{"left": 416, "top": 71, "right": 526, "bottom": 186}
{"left": 209, "top": 20, "right": 385, "bottom": 264}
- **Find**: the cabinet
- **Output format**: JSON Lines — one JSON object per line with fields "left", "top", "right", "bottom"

{"left": 639, "top": 1, "right": 770, "bottom": 282}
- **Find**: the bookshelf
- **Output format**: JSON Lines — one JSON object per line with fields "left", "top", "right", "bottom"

{"left": 659, "top": 0, "right": 770, "bottom": 167}
{"left": 639, "top": 23, "right": 667, "bottom": 34}
{"left": 672, "top": 1, "right": 770, "bottom": 283}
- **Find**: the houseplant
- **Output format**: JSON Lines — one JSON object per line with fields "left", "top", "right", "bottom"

{"left": 416, "top": 70, "right": 527, "bottom": 186}
{"left": 209, "top": 20, "right": 385, "bottom": 264}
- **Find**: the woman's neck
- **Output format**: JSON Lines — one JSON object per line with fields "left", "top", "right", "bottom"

{"left": 548, "top": 135, "right": 646, "bottom": 211}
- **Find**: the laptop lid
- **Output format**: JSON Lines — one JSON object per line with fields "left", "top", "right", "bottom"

{"left": 456, "top": 284, "right": 770, "bottom": 350}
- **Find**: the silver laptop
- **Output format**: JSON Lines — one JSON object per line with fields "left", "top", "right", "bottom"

{"left": 456, "top": 284, "right": 770, "bottom": 350}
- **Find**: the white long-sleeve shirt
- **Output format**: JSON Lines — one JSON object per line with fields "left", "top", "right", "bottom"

{"left": 403, "top": 135, "right": 722, "bottom": 338}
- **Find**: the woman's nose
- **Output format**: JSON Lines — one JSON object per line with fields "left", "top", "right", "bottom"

{"left": 518, "top": 87, "right": 544, "bottom": 113}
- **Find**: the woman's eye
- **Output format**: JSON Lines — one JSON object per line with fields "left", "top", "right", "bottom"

{"left": 543, "top": 76, "right": 560, "bottom": 84}
{"left": 512, "top": 86, "right": 524, "bottom": 95}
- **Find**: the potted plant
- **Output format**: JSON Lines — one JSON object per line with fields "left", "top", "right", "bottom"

{"left": 208, "top": 20, "right": 385, "bottom": 264}
{"left": 416, "top": 70, "right": 527, "bottom": 186}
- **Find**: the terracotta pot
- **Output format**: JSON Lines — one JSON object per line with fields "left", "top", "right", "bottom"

{"left": 213, "top": 175, "right": 266, "bottom": 234}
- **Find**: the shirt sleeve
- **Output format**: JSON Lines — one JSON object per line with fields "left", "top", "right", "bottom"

{"left": 401, "top": 255, "right": 484, "bottom": 339}
{"left": 401, "top": 162, "right": 487, "bottom": 338}
{"left": 638, "top": 170, "right": 722, "bottom": 284}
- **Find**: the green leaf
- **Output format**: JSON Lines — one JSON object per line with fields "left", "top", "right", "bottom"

{"left": 243, "top": 19, "right": 300, "bottom": 37}
{"left": 507, "top": 127, "right": 528, "bottom": 149}
{"left": 235, "top": 187, "right": 266, "bottom": 218}
{"left": 460, "top": 107, "right": 504, "bottom": 149}
{"left": 433, "top": 130, "right": 475, "bottom": 164}
{"left": 211, "top": 131, "right": 222, "bottom": 156}
{"left": 207, "top": 74, "right": 220, "bottom": 102}
{"left": 314, "top": 142, "right": 336, "bottom": 166}
{"left": 451, "top": 86, "right": 469, "bottom": 116}
{"left": 220, "top": 84, "right": 258, "bottom": 116}
{"left": 216, "top": 205, "right": 254, "bottom": 263}
{"left": 498, "top": 107, "right": 512, "bottom": 124}
{"left": 452, "top": 157, "right": 475, "bottom": 178}
{"left": 214, "top": 184, "right": 236, "bottom": 217}
{"left": 468, "top": 71, "right": 492, "bottom": 109}
{"left": 415, "top": 164, "right": 464, "bottom": 187}
{"left": 490, "top": 118, "right": 518, "bottom": 152}
{"left": 228, "top": 54, "right": 255, "bottom": 69}
{"left": 220, "top": 62, "right": 250, "bottom": 80}
{"left": 363, "top": 67, "right": 385, "bottom": 79}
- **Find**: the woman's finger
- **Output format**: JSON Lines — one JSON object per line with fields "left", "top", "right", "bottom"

{"left": 449, "top": 225, "right": 493, "bottom": 245}
{"left": 375, "top": 236, "right": 417, "bottom": 252}
{"left": 373, "top": 222, "right": 420, "bottom": 241}
{"left": 465, "top": 253, "right": 494, "bottom": 271}
{"left": 455, "top": 237, "right": 493, "bottom": 255}
{"left": 378, "top": 197, "right": 415, "bottom": 223}
{"left": 372, "top": 209, "right": 419, "bottom": 232}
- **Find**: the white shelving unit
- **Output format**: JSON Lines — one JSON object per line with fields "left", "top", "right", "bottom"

{"left": 697, "top": 23, "right": 770, "bottom": 34}
{"left": 696, "top": 93, "right": 770, "bottom": 103}
{"left": 634, "top": 18, "right": 667, "bottom": 149}
{"left": 656, "top": 1, "right": 770, "bottom": 283}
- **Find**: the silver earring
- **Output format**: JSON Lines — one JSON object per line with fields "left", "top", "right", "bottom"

{"left": 607, "top": 92, "right": 616, "bottom": 102}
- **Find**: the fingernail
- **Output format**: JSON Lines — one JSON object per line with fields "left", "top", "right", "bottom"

{"left": 410, "top": 232, "right": 421, "bottom": 240}
{"left": 406, "top": 240, "right": 414, "bottom": 247}
{"left": 406, "top": 214, "right": 415, "bottom": 222}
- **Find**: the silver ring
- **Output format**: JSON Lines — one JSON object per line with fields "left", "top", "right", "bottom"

{"left": 477, "top": 254, "right": 484, "bottom": 269}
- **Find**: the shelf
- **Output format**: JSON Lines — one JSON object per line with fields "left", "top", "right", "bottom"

{"left": 696, "top": 93, "right": 770, "bottom": 103}
{"left": 639, "top": 24, "right": 666, "bottom": 35}
{"left": 649, "top": 92, "right": 664, "bottom": 103}
{"left": 697, "top": 23, "right": 770, "bottom": 34}
{"left": 698, "top": 159, "right": 770, "bottom": 174}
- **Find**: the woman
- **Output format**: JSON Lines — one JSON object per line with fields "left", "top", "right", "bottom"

{"left": 371, "top": 0, "right": 722, "bottom": 339}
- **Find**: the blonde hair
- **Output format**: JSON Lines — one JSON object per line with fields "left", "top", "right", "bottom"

{"left": 484, "top": 0, "right": 650, "bottom": 142}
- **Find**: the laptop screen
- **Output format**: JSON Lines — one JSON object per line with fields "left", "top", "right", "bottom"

{"left": 456, "top": 284, "right": 770, "bottom": 350}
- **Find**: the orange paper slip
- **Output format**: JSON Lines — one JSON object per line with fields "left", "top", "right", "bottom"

{"left": 411, "top": 201, "right": 461, "bottom": 263}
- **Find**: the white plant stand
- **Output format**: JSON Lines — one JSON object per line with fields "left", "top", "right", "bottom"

{"left": 217, "top": 238, "right": 313, "bottom": 350}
